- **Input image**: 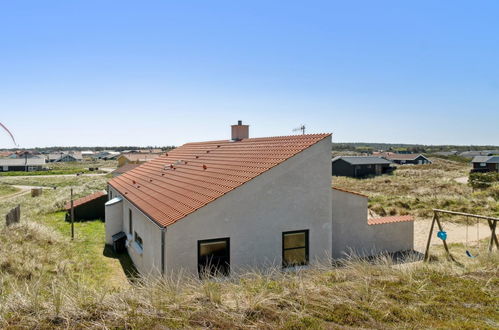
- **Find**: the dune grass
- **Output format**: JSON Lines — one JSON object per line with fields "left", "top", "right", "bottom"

{"left": 0, "top": 219, "right": 497, "bottom": 328}
{"left": 0, "top": 183, "right": 20, "bottom": 197}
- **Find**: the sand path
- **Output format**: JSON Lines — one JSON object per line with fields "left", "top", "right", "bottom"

{"left": 414, "top": 219, "right": 491, "bottom": 252}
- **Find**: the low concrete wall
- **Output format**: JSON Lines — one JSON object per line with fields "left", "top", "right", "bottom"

{"left": 331, "top": 189, "right": 413, "bottom": 258}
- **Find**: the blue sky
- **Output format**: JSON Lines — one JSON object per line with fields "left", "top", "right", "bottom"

{"left": 1, "top": 1, "right": 498, "bottom": 148}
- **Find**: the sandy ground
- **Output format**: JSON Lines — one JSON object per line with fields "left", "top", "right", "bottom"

{"left": 454, "top": 176, "right": 469, "bottom": 184}
{"left": 0, "top": 185, "right": 48, "bottom": 201}
{"left": 414, "top": 219, "right": 490, "bottom": 252}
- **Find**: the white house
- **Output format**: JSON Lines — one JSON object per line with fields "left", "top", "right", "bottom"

{"left": 105, "top": 122, "right": 414, "bottom": 276}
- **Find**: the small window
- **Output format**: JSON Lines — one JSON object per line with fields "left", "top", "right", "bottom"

{"left": 198, "top": 238, "right": 230, "bottom": 276}
{"left": 282, "top": 230, "right": 309, "bottom": 267}
{"left": 109, "top": 190, "right": 113, "bottom": 199}
{"left": 129, "top": 209, "right": 133, "bottom": 234}
{"left": 134, "top": 231, "right": 143, "bottom": 249}
{"left": 480, "top": 163, "right": 486, "bottom": 167}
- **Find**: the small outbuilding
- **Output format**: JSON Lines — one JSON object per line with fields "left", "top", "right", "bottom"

{"left": 471, "top": 156, "right": 499, "bottom": 173}
{"left": 65, "top": 191, "right": 108, "bottom": 221}
{"left": 332, "top": 156, "right": 392, "bottom": 178}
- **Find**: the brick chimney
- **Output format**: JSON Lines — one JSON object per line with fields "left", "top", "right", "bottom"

{"left": 231, "top": 120, "right": 249, "bottom": 141}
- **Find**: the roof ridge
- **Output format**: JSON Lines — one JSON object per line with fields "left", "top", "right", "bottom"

{"left": 109, "top": 133, "right": 331, "bottom": 227}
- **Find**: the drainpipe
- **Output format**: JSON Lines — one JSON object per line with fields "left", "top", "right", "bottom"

{"left": 161, "top": 227, "right": 166, "bottom": 276}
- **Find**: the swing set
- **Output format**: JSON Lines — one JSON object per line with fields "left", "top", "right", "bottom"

{"left": 424, "top": 209, "right": 499, "bottom": 262}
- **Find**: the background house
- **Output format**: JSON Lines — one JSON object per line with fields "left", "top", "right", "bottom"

{"left": 111, "top": 163, "right": 140, "bottom": 177}
{"left": 117, "top": 153, "right": 161, "bottom": 167}
{"left": 331, "top": 156, "right": 392, "bottom": 178}
{"left": 374, "top": 152, "right": 432, "bottom": 165}
{"left": 0, "top": 158, "right": 46, "bottom": 172}
{"left": 471, "top": 156, "right": 499, "bottom": 173}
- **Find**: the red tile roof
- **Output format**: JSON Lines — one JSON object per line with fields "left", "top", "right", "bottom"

{"left": 367, "top": 215, "right": 414, "bottom": 225}
{"left": 109, "top": 134, "right": 331, "bottom": 227}
{"left": 65, "top": 191, "right": 107, "bottom": 210}
{"left": 332, "top": 187, "right": 368, "bottom": 198}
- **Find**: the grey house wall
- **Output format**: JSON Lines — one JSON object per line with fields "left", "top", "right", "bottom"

{"left": 331, "top": 189, "right": 413, "bottom": 258}
{"left": 166, "top": 137, "right": 333, "bottom": 274}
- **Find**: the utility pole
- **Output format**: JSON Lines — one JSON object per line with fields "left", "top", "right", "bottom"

{"left": 70, "top": 188, "right": 74, "bottom": 240}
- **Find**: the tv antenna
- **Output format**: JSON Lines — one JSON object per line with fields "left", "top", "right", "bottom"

{"left": 293, "top": 124, "right": 306, "bottom": 135}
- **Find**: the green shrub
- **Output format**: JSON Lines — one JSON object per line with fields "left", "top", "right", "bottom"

{"left": 468, "top": 172, "right": 499, "bottom": 189}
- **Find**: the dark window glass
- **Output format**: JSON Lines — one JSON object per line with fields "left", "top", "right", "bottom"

{"left": 135, "top": 231, "right": 143, "bottom": 249}
{"left": 283, "top": 230, "right": 308, "bottom": 267}
{"left": 198, "top": 238, "right": 230, "bottom": 277}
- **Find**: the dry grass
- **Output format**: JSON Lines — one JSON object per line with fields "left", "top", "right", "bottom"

{"left": 334, "top": 159, "right": 499, "bottom": 221}
{"left": 0, "top": 220, "right": 497, "bottom": 328}
{"left": 0, "top": 184, "right": 19, "bottom": 197}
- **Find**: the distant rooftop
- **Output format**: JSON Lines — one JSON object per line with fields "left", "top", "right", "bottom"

{"left": 332, "top": 156, "right": 391, "bottom": 165}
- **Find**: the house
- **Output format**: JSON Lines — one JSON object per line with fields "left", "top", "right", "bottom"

{"left": 105, "top": 122, "right": 414, "bottom": 276}
{"left": 374, "top": 152, "right": 432, "bottom": 165}
{"left": 65, "top": 191, "right": 108, "bottom": 221}
{"left": 116, "top": 153, "right": 161, "bottom": 167}
{"left": 331, "top": 187, "right": 413, "bottom": 258}
{"left": 459, "top": 150, "right": 499, "bottom": 158}
{"left": 7, "top": 150, "right": 43, "bottom": 159}
{"left": 81, "top": 150, "right": 95, "bottom": 158}
{"left": 331, "top": 156, "right": 392, "bottom": 178}
{"left": 111, "top": 163, "right": 140, "bottom": 177}
{"left": 46, "top": 152, "right": 82, "bottom": 162}
{"left": 0, "top": 158, "right": 46, "bottom": 172}
{"left": 471, "top": 156, "right": 499, "bottom": 173}
{"left": 93, "top": 151, "right": 120, "bottom": 160}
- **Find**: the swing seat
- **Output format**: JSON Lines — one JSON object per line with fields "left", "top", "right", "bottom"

{"left": 437, "top": 231, "right": 447, "bottom": 241}
{"left": 465, "top": 250, "right": 477, "bottom": 258}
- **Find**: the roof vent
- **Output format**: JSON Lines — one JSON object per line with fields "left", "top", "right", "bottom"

{"left": 231, "top": 120, "right": 249, "bottom": 141}
{"left": 203, "top": 164, "right": 207, "bottom": 170}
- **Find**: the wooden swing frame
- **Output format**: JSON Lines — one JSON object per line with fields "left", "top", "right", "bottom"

{"left": 424, "top": 209, "right": 499, "bottom": 262}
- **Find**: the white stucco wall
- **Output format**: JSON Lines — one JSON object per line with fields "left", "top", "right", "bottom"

{"left": 165, "top": 137, "right": 333, "bottom": 274}
{"left": 331, "top": 189, "right": 414, "bottom": 258}
{"left": 107, "top": 186, "right": 164, "bottom": 276}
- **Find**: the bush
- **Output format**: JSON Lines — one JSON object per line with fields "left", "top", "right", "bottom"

{"left": 468, "top": 172, "right": 499, "bottom": 189}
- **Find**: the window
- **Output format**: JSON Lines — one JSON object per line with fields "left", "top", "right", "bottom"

{"left": 129, "top": 209, "right": 133, "bottom": 234}
{"left": 198, "top": 238, "right": 230, "bottom": 276}
{"left": 480, "top": 163, "right": 486, "bottom": 167}
{"left": 109, "top": 190, "right": 113, "bottom": 199}
{"left": 282, "top": 230, "right": 309, "bottom": 267}
{"left": 134, "top": 231, "right": 143, "bottom": 249}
